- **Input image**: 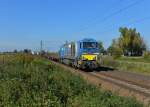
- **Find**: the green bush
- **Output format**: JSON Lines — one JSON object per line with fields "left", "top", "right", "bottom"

{"left": 112, "top": 47, "right": 123, "bottom": 59}
{"left": 143, "top": 51, "right": 150, "bottom": 59}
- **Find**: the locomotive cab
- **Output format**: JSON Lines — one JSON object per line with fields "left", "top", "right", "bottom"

{"left": 81, "top": 41, "right": 98, "bottom": 61}
{"left": 76, "top": 38, "right": 99, "bottom": 69}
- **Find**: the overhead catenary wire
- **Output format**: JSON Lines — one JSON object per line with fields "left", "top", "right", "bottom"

{"left": 39, "top": 40, "right": 65, "bottom": 52}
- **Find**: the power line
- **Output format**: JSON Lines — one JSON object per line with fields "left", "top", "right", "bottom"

{"left": 126, "top": 16, "right": 150, "bottom": 26}
{"left": 76, "top": 0, "right": 124, "bottom": 30}
{"left": 39, "top": 40, "right": 64, "bottom": 52}
{"left": 75, "top": 0, "right": 146, "bottom": 34}
{"left": 88, "top": 16, "right": 150, "bottom": 35}
{"left": 43, "top": 40, "right": 64, "bottom": 44}
{"left": 40, "top": 40, "right": 43, "bottom": 52}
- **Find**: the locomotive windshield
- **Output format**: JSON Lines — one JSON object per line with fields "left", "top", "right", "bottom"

{"left": 83, "top": 42, "right": 97, "bottom": 48}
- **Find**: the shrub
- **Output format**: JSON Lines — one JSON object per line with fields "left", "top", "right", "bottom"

{"left": 112, "top": 47, "right": 123, "bottom": 59}
{"left": 143, "top": 51, "right": 150, "bottom": 59}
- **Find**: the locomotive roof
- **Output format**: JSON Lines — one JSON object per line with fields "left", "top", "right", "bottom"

{"left": 79, "top": 38, "right": 97, "bottom": 42}
{"left": 60, "top": 38, "right": 97, "bottom": 48}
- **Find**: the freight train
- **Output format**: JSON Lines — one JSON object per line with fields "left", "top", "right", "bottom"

{"left": 59, "top": 38, "right": 99, "bottom": 69}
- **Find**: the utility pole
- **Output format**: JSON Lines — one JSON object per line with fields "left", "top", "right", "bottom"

{"left": 40, "top": 40, "right": 43, "bottom": 52}
{"left": 2, "top": 55, "right": 4, "bottom": 64}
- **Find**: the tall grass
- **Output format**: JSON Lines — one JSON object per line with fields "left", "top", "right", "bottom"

{"left": 0, "top": 54, "right": 145, "bottom": 107}
{"left": 101, "top": 55, "right": 150, "bottom": 75}
{"left": 0, "top": 54, "right": 14, "bottom": 64}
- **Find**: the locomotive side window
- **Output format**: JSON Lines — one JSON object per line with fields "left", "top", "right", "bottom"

{"left": 96, "top": 42, "right": 98, "bottom": 48}
{"left": 80, "top": 43, "right": 82, "bottom": 48}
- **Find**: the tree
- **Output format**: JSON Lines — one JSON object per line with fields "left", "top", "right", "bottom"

{"left": 23, "top": 49, "right": 31, "bottom": 54}
{"left": 107, "top": 39, "right": 123, "bottom": 58}
{"left": 98, "top": 41, "right": 104, "bottom": 54}
{"left": 118, "top": 27, "right": 146, "bottom": 56}
{"left": 107, "top": 46, "right": 113, "bottom": 55}
{"left": 13, "top": 49, "right": 18, "bottom": 53}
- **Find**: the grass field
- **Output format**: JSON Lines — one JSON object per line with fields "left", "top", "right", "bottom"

{"left": 0, "top": 54, "right": 13, "bottom": 64}
{"left": 117, "top": 56, "right": 150, "bottom": 63}
{"left": 0, "top": 54, "right": 147, "bottom": 107}
{"left": 101, "top": 55, "right": 150, "bottom": 75}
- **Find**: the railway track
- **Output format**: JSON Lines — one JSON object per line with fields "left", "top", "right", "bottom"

{"left": 96, "top": 71, "right": 150, "bottom": 88}
{"left": 49, "top": 59, "right": 150, "bottom": 105}
{"left": 89, "top": 72, "right": 150, "bottom": 97}
{"left": 93, "top": 71, "right": 150, "bottom": 89}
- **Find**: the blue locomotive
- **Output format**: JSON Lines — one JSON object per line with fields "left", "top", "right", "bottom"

{"left": 59, "top": 38, "right": 99, "bottom": 69}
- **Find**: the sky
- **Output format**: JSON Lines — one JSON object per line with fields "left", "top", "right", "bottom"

{"left": 0, "top": 0, "right": 150, "bottom": 52}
